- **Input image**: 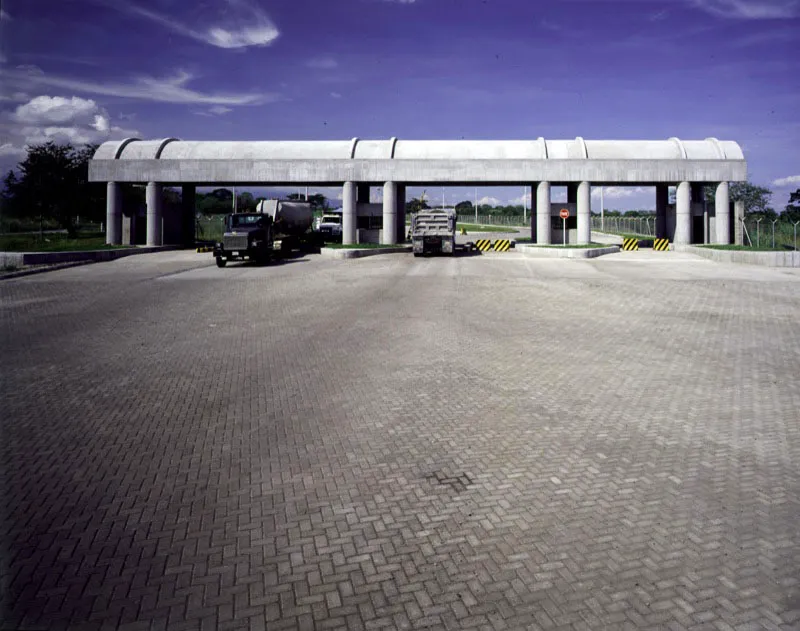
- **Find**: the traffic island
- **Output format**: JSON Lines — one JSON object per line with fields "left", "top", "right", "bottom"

{"left": 515, "top": 244, "right": 620, "bottom": 258}
{"left": 320, "top": 244, "right": 413, "bottom": 259}
{"left": 674, "top": 244, "right": 800, "bottom": 267}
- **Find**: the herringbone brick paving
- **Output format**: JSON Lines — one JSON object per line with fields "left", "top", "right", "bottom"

{"left": 1, "top": 250, "right": 799, "bottom": 630}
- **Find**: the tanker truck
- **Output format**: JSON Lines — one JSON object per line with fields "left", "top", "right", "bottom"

{"left": 213, "top": 199, "right": 322, "bottom": 267}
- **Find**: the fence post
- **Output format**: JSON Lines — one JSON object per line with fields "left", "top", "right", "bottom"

{"left": 755, "top": 218, "right": 762, "bottom": 248}
{"left": 794, "top": 221, "right": 799, "bottom": 252}
{"left": 772, "top": 220, "right": 778, "bottom": 249}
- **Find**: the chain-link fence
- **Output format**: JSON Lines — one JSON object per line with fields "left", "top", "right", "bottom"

{"left": 742, "top": 219, "right": 799, "bottom": 250}
{"left": 591, "top": 216, "right": 656, "bottom": 236}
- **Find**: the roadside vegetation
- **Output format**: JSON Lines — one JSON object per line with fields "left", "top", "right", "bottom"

{"left": 0, "top": 232, "right": 128, "bottom": 252}
{"left": 457, "top": 223, "right": 519, "bottom": 233}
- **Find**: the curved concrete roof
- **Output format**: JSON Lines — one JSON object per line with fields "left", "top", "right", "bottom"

{"left": 89, "top": 137, "right": 746, "bottom": 185}
{"left": 98, "top": 137, "right": 745, "bottom": 162}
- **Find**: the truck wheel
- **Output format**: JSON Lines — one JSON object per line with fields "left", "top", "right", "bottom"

{"left": 215, "top": 257, "right": 227, "bottom": 268}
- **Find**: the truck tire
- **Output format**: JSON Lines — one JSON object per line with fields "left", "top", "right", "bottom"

{"left": 215, "top": 257, "right": 227, "bottom": 268}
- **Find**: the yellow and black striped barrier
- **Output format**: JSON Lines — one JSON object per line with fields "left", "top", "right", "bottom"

{"left": 475, "top": 239, "right": 493, "bottom": 252}
{"left": 621, "top": 238, "right": 639, "bottom": 251}
{"left": 196, "top": 246, "right": 213, "bottom": 253}
{"left": 653, "top": 238, "right": 670, "bottom": 251}
{"left": 493, "top": 239, "right": 512, "bottom": 252}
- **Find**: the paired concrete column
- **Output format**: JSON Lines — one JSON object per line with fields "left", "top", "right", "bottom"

{"left": 357, "top": 184, "right": 370, "bottom": 204}
{"left": 577, "top": 181, "right": 591, "bottom": 244}
{"left": 536, "top": 182, "right": 551, "bottom": 245}
{"left": 106, "top": 182, "right": 122, "bottom": 245}
{"left": 734, "top": 200, "right": 745, "bottom": 245}
{"left": 529, "top": 184, "right": 537, "bottom": 243}
{"left": 342, "top": 182, "right": 356, "bottom": 245}
{"left": 674, "top": 181, "right": 691, "bottom": 245}
{"left": 382, "top": 182, "right": 397, "bottom": 245}
{"left": 182, "top": 185, "right": 196, "bottom": 246}
{"left": 715, "top": 182, "right": 730, "bottom": 245}
{"left": 396, "top": 185, "right": 406, "bottom": 242}
{"left": 146, "top": 182, "right": 163, "bottom": 247}
{"left": 655, "top": 184, "right": 668, "bottom": 239}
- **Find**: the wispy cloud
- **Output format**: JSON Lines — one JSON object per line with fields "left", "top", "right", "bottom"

{"left": 773, "top": 175, "right": 800, "bottom": 187}
{"left": 687, "top": 0, "right": 800, "bottom": 18}
{"left": 2, "top": 67, "right": 276, "bottom": 105}
{"left": 330, "top": 92, "right": 342, "bottom": 99}
{"left": 591, "top": 186, "right": 650, "bottom": 199}
{"left": 194, "top": 105, "right": 235, "bottom": 116}
{"left": 96, "top": 0, "right": 279, "bottom": 48}
{"left": 0, "top": 9, "right": 10, "bottom": 20}
{"left": 307, "top": 56, "right": 338, "bottom": 69}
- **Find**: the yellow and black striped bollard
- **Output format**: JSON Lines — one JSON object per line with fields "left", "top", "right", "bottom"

{"left": 622, "top": 238, "right": 639, "bottom": 251}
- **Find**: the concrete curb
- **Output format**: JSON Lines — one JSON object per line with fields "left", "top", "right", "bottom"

{"left": 0, "top": 260, "right": 96, "bottom": 281}
{"left": 320, "top": 246, "right": 413, "bottom": 259}
{"left": 674, "top": 245, "right": 800, "bottom": 267}
{"left": 515, "top": 244, "right": 620, "bottom": 259}
{"left": 0, "top": 245, "right": 183, "bottom": 267}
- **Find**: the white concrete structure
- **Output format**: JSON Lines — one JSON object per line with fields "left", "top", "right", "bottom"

{"left": 90, "top": 137, "right": 746, "bottom": 247}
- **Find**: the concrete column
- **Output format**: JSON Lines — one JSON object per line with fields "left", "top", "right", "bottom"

{"left": 674, "top": 181, "right": 691, "bottom": 245}
{"left": 715, "top": 182, "right": 730, "bottom": 245}
{"left": 529, "top": 184, "right": 537, "bottom": 243}
{"left": 382, "top": 182, "right": 397, "bottom": 245}
{"left": 577, "top": 181, "right": 591, "bottom": 244}
{"left": 396, "top": 185, "right": 406, "bottom": 242}
{"left": 655, "top": 184, "right": 668, "bottom": 239}
{"left": 567, "top": 183, "right": 579, "bottom": 204}
{"left": 182, "top": 185, "right": 196, "bottom": 247}
{"left": 146, "top": 182, "right": 163, "bottom": 247}
{"left": 536, "top": 182, "right": 551, "bottom": 245}
{"left": 342, "top": 182, "right": 356, "bottom": 245}
{"left": 734, "top": 200, "right": 744, "bottom": 245}
{"left": 106, "top": 182, "right": 122, "bottom": 245}
{"left": 357, "top": 184, "right": 370, "bottom": 204}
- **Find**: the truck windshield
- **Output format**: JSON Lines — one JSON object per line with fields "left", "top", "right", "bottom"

{"left": 230, "top": 215, "right": 263, "bottom": 228}
{"left": 321, "top": 216, "right": 341, "bottom": 224}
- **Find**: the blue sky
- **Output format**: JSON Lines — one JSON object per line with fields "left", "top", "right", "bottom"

{"left": 1, "top": 0, "right": 798, "bottom": 210}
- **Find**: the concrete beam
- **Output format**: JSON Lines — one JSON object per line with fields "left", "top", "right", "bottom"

{"left": 674, "top": 181, "right": 691, "bottom": 245}
{"left": 342, "top": 182, "right": 356, "bottom": 245}
{"left": 715, "top": 182, "right": 730, "bottom": 245}
{"left": 88, "top": 158, "right": 747, "bottom": 186}
{"left": 536, "top": 182, "right": 551, "bottom": 245}
{"left": 577, "top": 181, "right": 590, "bottom": 244}
{"left": 106, "top": 182, "right": 122, "bottom": 245}
{"left": 146, "top": 182, "right": 163, "bottom": 247}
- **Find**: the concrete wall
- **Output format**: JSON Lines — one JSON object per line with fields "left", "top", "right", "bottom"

{"left": 675, "top": 245, "right": 800, "bottom": 267}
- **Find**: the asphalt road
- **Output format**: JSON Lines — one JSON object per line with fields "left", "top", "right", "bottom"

{"left": 2, "top": 249, "right": 799, "bottom": 630}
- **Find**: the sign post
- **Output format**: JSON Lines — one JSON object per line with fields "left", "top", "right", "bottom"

{"left": 560, "top": 208, "right": 569, "bottom": 247}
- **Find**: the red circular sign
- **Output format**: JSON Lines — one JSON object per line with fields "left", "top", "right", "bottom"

{"left": 559, "top": 208, "right": 570, "bottom": 219}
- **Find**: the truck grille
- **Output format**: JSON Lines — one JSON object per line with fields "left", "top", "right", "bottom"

{"left": 223, "top": 235, "right": 249, "bottom": 250}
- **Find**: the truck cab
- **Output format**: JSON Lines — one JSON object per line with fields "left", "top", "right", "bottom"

{"left": 317, "top": 213, "right": 343, "bottom": 242}
{"left": 213, "top": 213, "right": 274, "bottom": 267}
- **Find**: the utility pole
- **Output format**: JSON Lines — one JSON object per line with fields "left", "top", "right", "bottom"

{"left": 474, "top": 187, "right": 478, "bottom": 223}
{"left": 600, "top": 186, "right": 604, "bottom": 232}
{"left": 232, "top": 186, "right": 237, "bottom": 213}
{"left": 523, "top": 186, "right": 527, "bottom": 225}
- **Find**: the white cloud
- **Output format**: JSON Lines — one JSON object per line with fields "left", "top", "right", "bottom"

{"left": 307, "top": 56, "right": 338, "bottom": 69}
{"left": 209, "top": 105, "right": 233, "bottom": 115}
{"left": 478, "top": 196, "right": 503, "bottom": 206}
{"left": 686, "top": 0, "right": 799, "bottom": 18}
{"left": 99, "top": 0, "right": 279, "bottom": 48}
{"left": 772, "top": 175, "right": 800, "bottom": 187}
{"left": 591, "top": 186, "right": 650, "bottom": 199}
{"left": 1, "top": 67, "right": 275, "bottom": 105}
{"left": 330, "top": 92, "right": 342, "bottom": 99}
{"left": 1, "top": 95, "right": 139, "bottom": 163}
{"left": 0, "top": 9, "right": 10, "bottom": 20}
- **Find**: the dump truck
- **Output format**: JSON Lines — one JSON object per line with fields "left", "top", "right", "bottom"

{"left": 213, "top": 199, "right": 321, "bottom": 267}
{"left": 410, "top": 208, "right": 456, "bottom": 256}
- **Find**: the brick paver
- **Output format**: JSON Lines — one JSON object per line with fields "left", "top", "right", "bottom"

{"left": 1, "top": 250, "right": 799, "bottom": 630}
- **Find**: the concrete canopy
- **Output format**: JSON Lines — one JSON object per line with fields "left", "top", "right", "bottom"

{"left": 89, "top": 137, "right": 746, "bottom": 186}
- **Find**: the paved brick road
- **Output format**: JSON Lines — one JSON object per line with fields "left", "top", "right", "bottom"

{"left": 1, "top": 250, "right": 799, "bottom": 630}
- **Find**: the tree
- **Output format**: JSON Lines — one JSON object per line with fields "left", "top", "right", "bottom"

{"left": 406, "top": 197, "right": 429, "bottom": 214}
{"left": 704, "top": 181, "right": 773, "bottom": 217}
{"left": 780, "top": 188, "right": 800, "bottom": 223}
{"left": 455, "top": 200, "right": 473, "bottom": 213}
{"left": 2, "top": 142, "right": 102, "bottom": 236}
